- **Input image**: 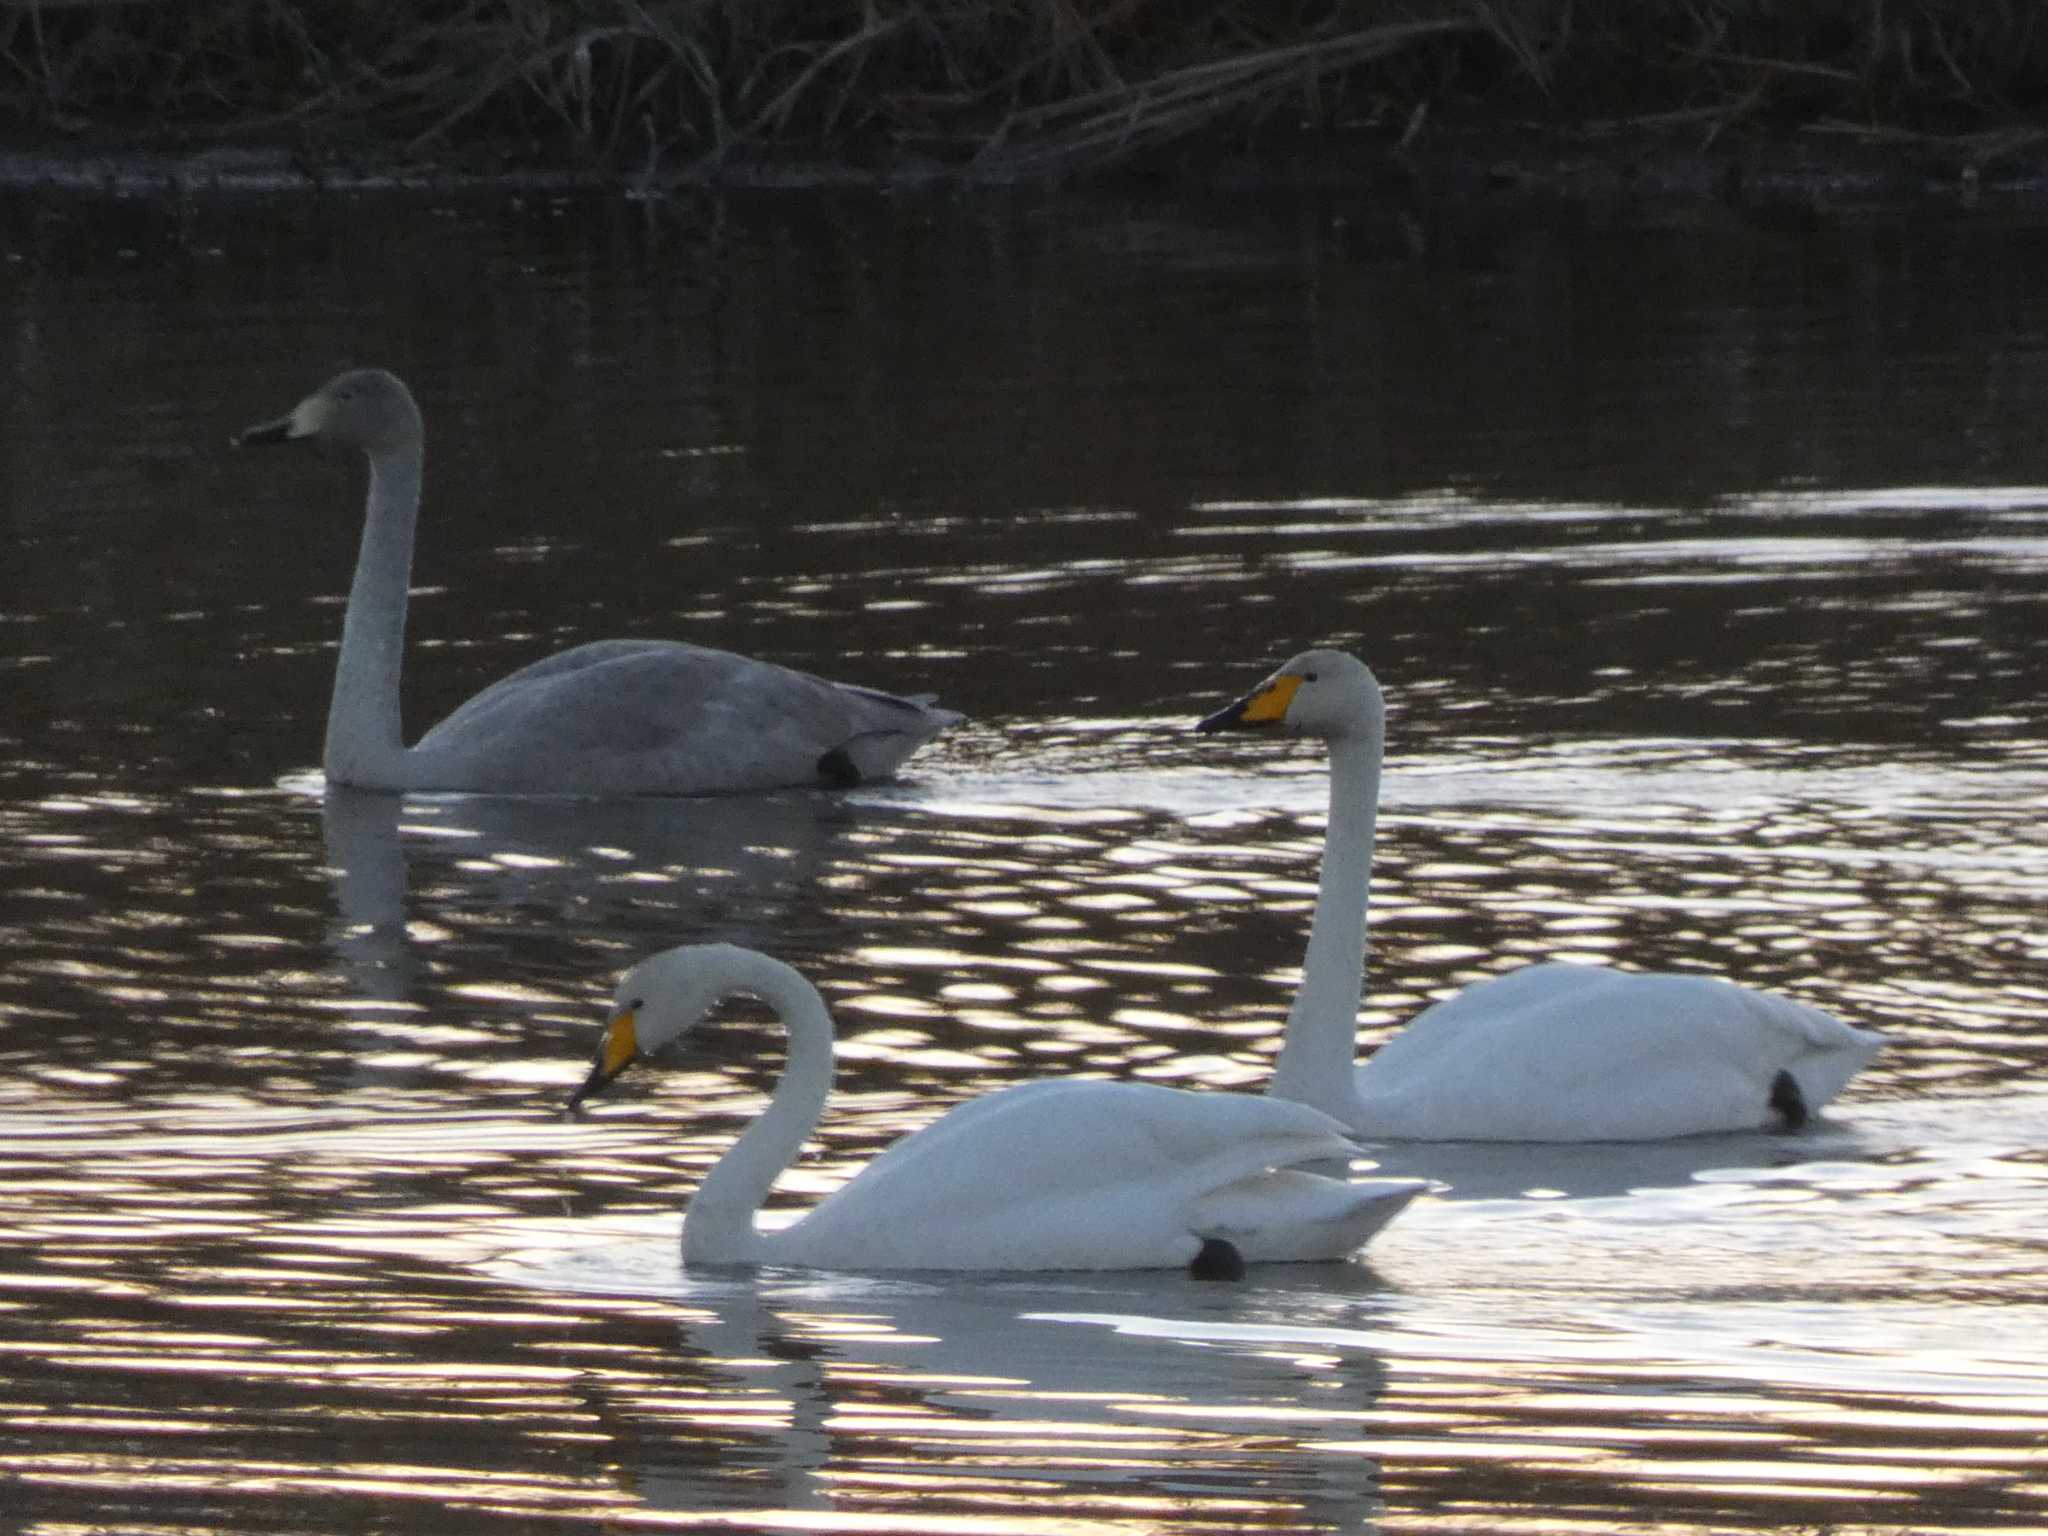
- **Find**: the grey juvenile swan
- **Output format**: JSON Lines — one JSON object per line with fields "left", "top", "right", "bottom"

{"left": 237, "top": 368, "right": 959, "bottom": 795}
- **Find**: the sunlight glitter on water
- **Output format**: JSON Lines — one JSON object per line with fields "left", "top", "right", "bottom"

{"left": 11, "top": 191, "right": 2048, "bottom": 1535}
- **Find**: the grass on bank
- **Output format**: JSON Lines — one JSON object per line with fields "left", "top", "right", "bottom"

{"left": 3, "top": 1, "right": 2047, "bottom": 177}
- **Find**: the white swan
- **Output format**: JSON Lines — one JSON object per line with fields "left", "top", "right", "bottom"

{"left": 236, "top": 368, "right": 959, "bottom": 795}
{"left": 565, "top": 943, "right": 1423, "bottom": 1272}
{"left": 1197, "top": 649, "right": 1884, "bottom": 1141}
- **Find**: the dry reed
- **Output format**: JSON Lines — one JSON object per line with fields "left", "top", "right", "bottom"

{"left": 3, "top": 1, "right": 2045, "bottom": 178}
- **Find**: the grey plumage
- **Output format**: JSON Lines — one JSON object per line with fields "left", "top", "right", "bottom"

{"left": 237, "top": 368, "right": 959, "bottom": 795}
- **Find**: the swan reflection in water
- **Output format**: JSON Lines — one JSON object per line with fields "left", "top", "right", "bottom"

{"left": 317, "top": 783, "right": 862, "bottom": 1000}
{"left": 1356, "top": 1118, "right": 1877, "bottom": 1203}
{"left": 529, "top": 1259, "right": 1400, "bottom": 1532}
{"left": 318, "top": 780, "right": 1878, "bottom": 1211}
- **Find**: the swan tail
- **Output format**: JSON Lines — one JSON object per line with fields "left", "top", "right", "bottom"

{"left": 1735, "top": 981, "right": 1884, "bottom": 1118}
{"left": 1191, "top": 1172, "right": 1425, "bottom": 1262}
{"left": 823, "top": 706, "right": 962, "bottom": 785}
{"left": 834, "top": 683, "right": 965, "bottom": 733}
{"left": 1774, "top": 1007, "right": 1885, "bottom": 1119}
{"left": 816, "top": 728, "right": 923, "bottom": 787}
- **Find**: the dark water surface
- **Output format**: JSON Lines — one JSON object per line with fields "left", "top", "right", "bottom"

{"left": 3, "top": 185, "right": 2047, "bottom": 1534}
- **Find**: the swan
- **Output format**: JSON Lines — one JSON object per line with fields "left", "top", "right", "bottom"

{"left": 565, "top": 943, "right": 1424, "bottom": 1273}
{"left": 1197, "top": 649, "right": 1884, "bottom": 1141}
{"left": 235, "top": 368, "right": 959, "bottom": 795}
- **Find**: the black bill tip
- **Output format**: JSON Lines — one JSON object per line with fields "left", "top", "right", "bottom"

{"left": 564, "top": 1057, "right": 615, "bottom": 1115}
{"left": 233, "top": 415, "right": 295, "bottom": 448}
{"left": 1195, "top": 693, "right": 1255, "bottom": 733}
{"left": 564, "top": 1011, "right": 640, "bottom": 1115}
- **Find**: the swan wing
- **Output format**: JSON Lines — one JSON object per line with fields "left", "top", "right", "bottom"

{"left": 769, "top": 1080, "right": 1374, "bottom": 1270}
{"left": 1355, "top": 962, "right": 1883, "bottom": 1140}
{"left": 413, "top": 641, "right": 955, "bottom": 794}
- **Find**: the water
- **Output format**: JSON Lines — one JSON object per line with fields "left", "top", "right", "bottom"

{"left": 4, "top": 183, "right": 2048, "bottom": 1534}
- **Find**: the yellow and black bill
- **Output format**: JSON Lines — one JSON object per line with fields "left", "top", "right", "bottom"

{"left": 1196, "top": 671, "right": 1303, "bottom": 733}
{"left": 565, "top": 1008, "right": 640, "bottom": 1112}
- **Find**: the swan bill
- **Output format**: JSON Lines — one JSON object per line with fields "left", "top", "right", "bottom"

{"left": 234, "top": 413, "right": 297, "bottom": 447}
{"left": 1196, "top": 673, "right": 1302, "bottom": 732}
{"left": 566, "top": 1009, "right": 640, "bottom": 1111}
{"left": 236, "top": 391, "right": 333, "bottom": 448}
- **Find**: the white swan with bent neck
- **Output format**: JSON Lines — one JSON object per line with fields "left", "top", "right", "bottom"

{"left": 237, "top": 368, "right": 958, "bottom": 795}
{"left": 1197, "top": 649, "right": 1883, "bottom": 1141}
{"left": 566, "top": 943, "right": 1422, "bottom": 1273}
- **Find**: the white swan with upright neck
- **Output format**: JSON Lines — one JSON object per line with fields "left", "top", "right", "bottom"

{"left": 566, "top": 943, "right": 1423, "bottom": 1273}
{"left": 236, "top": 368, "right": 958, "bottom": 795}
{"left": 1198, "top": 649, "right": 1884, "bottom": 1141}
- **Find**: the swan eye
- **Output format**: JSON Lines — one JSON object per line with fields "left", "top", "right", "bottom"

{"left": 1302, "top": 671, "right": 1319, "bottom": 683}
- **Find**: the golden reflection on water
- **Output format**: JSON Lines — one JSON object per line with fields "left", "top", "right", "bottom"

{"left": 5, "top": 1009, "right": 2047, "bottom": 1536}
{"left": 10, "top": 199, "right": 2048, "bottom": 1534}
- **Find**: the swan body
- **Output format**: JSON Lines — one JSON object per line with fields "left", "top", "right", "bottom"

{"left": 566, "top": 944, "right": 1423, "bottom": 1272}
{"left": 1198, "top": 649, "right": 1884, "bottom": 1142}
{"left": 237, "top": 369, "right": 958, "bottom": 795}
{"left": 1354, "top": 963, "right": 1875, "bottom": 1140}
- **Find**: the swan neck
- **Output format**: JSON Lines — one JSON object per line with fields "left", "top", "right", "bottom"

{"left": 1270, "top": 728, "right": 1380, "bottom": 1122}
{"left": 324, "top": 444, "right": 421, "bottom": 789}
{"left": 681, "top": 955, "right": 836, "bottom": 1266}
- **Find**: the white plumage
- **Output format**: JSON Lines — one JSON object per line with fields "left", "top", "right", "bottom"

{"left": 567, "top": 943, "right": 1422, "bottom": 1272}
{"left": 1198, "top": 649, "right": 1884, "bottom": 1141}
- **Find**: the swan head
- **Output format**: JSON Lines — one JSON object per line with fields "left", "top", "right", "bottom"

{"left": 236, "top": 368, "right": 422, "bottom": 456}
{"left": 565, "top": 944, "right": 756, "bottom": 1111}
{"left": 1196, "top": 648, "right": 1384, "bottom": 741}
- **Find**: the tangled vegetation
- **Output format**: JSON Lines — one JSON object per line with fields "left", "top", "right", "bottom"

{"left": 4, "top": 2, "right": 2047, "bottom": 179}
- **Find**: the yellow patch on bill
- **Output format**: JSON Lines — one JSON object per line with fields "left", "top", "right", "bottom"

{"left": 1239, "top": 673, "right": 1304, "bottom": 724}
{"left": 601, "top": 1010, "right": 639, "bottom": 1075}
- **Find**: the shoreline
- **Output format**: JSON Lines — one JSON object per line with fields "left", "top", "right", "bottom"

{"left": 5, "top": 119, "right": 2048, "bottom": 216}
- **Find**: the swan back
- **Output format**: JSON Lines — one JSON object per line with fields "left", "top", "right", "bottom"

{"left": 409, "top": 640, "right": 957, "bottom": 796}
{"left": 1354, "top": 963, "right": 1885, "bottom": 1140}
{"left": 772, "top": 1078, "right": 1373, "bottom": 1270}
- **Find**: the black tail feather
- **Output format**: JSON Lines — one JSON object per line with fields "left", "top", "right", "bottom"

{"left": 816, "top": 746, "right": 862, "bottom": 788}
{"left": 1769, "top": 1069, "right": 1809, "bottom": 1131}
{"left": 1189, "top": 1237, "right": 1246, "bottom": 1282}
